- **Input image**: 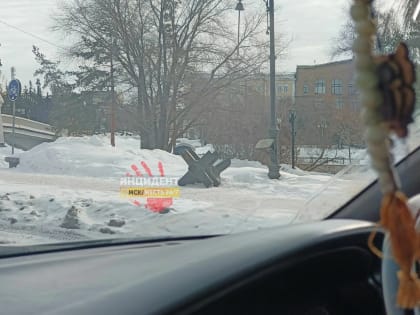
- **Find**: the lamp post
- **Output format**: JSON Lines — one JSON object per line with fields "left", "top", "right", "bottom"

{"left": 317, "top": 120, "right": 328, "bottom": 146}
{"left": 110, "top": 37, "right": 116, "bottom": 147}
{"left": 0, "top": 94, "right": 4, "bottom": 147}
{"left": 236, "top": 0, "right": 279, "bottom": 179}
{"left": 11, "top": 67, "right": 16, "bottom": 155}
{"left": 235, "top": 0, "right": 244, "bottom": 56}
{"left": 288, "top": 109, "right": 297, "bottom": 169}
{"left": 266, "top": 0, "right": 280, "bottom": 179}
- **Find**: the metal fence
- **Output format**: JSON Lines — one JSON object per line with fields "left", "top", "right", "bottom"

{"left": 296, "top": 156, "right": 362, "bottom": 165}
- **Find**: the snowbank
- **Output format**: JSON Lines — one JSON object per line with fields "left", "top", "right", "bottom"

{"left": 0, "top": 134, "right": 382, "bottom": 244}
{"left": 15, "top": 135, "right": 187, "bottom": 178}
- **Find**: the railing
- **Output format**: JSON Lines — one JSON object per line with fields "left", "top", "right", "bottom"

{"left": 1, "top": 114, "right": 55, "bottom": 136}
{"left": 296, "top": 157, "right": 362, "bottom": 165}
{"left": 295, "top": 145, "right": 364, "bottom": 166}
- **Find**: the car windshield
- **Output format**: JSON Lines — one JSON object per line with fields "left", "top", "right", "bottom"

{"left": 0, "top": 0, "right": 418, "bottom": 245}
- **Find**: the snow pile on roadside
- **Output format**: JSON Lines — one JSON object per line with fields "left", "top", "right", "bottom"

{"left": 0, "top": 189, "right": 159, "bottom": 244}
{"left": 0, "top": 134, "right": 377, "bottom": 244}
{"left": 15, "top": 135, "right": 187, "bottom": 178}
{"left": 0, "top": 164, "right": 338, "bottom": 244}
{"left": 280, "top": 164, "right": 307, "bottom": 176}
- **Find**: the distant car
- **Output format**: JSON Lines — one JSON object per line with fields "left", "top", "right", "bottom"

{"left": 174, "top": 143, "right": 195, "bottom": 155}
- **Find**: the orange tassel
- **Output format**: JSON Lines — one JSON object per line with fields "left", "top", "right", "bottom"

{"left": 380, "top": 191, "right": 420, "bottom": 308}
{"left": 396, "top": 271, "right": 420, "bottom": 308}
{"left": 368, "top": 227, "right": 384, "bottom": 259}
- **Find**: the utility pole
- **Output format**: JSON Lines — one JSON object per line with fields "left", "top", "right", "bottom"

{"left": 0, "top": 47, "right": 4, "bottom": 147}
{"left": 110, "top": 39, "right": 116, "bottom": 147}
{"left": 11, "top": 67, "right": 16, "bottom": 155}
{"left": 267, "top": 0, "right": 280, "bottom": 179}
{"left": 0, "top": 94, "right": 4, "bottom": 147}
{"left": 289, "top": 110, "right": 297, "bottom": 169}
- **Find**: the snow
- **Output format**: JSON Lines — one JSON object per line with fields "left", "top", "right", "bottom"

{"left": 176, "top": 138, "right": 202, "bottom": 148}
{"left": 175, "top": 138, "right": 215, "bottom": 156}
{"left": 0, "top": 145, "right": 23, "bottom": 168}
{"left": 0, "top": 133, "right": 409, "bottom": 245}
{"left": 15, "top": 135, "right": 186, "bottom": 178}
{"left": 296, "top": 116, "right": 420, "bottom": 166}
{"left": 195, "top": 144, "right": 215, "bottom": 155}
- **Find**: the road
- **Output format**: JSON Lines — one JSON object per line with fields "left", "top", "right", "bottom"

{"left": 0, "top": 167, "right": 371, "bottom": 245}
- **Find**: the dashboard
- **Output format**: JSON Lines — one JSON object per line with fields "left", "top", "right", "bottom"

{"left": 0, "top": 219, "right": 384, "bottom": 315}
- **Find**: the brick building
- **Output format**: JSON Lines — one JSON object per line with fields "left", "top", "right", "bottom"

{"left": 294, "top": 59, "right": 363, "bottom": 147}
{"left": 184, "top": 72, "right": 295, "bottom": 142}
{"left": 244, "top": 73, "right": 295, "bottom": 102}
{"left": 242, "top": 73, "right": 296, "bottom": 133}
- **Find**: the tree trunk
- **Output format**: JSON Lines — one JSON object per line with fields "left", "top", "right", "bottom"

{"left": 348, "top": 144, "right": 352, "bottom": 163}
{"left": 138, "top": 86, "right": 152, "bottom": 149}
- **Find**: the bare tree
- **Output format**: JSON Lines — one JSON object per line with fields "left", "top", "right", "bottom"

{"left": 193, "top": 76, "right": 294, "bottom": 161}
{"left": 54, "top": 0, "right": 273, "bottom": 150}
{"left": 199, "top": 82, "right": 268, "bottom": 159}
{"left": 332, "top": 105, "right": 362, "bottom": 162}
{"left": 330, "top": 6, "right": 406, "bottom": 59}
{"left": 400, "top": 0, "right": 418, "bottom": 28}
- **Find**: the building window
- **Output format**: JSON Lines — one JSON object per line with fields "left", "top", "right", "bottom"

{"left": 303, "top": 84, "right": 309, "bottom": 94}
{"left": 348, "top": 83, "right": 358, "bottom": 95}
{"left": 277, "top": 85, "right": 289, "bottom": 94}
{"left": 336, "top": 97, "right": 344, "bottom": 109}
{"left": 331, "top": 79, "right": 343, "bottom": 95}
{"left": 314, "top": 80, "right": 326, "bottom": 94}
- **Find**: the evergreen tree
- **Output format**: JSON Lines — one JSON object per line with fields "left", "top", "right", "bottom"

{"left": 32, "top": 46, "right": 100, "bottom": 134}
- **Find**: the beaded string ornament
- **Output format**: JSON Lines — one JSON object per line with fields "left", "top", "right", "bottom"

{"left": 351, "top": 0, "right": 418, "bottom": 309}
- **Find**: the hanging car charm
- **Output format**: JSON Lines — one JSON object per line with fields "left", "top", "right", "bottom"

{"left": 351, "top": 0, "right": 419, "bottom": 309}
{"left": 375, "top": 42, "right": 416, "bottom": 138}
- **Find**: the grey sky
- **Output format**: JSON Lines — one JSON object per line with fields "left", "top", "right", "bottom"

{"left": 0, "top": 0, "right": 394, "bottom": 88}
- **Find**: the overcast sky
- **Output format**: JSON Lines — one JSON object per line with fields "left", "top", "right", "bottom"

{"left": 0, "top": 0, "right": 395, "bottom": 88}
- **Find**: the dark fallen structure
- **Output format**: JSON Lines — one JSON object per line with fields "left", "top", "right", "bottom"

{"left": 178, "top": 148, "right": 231, "bottom": 188}
{"left": 4, "top": 156, "right": 20, "bottom": 168}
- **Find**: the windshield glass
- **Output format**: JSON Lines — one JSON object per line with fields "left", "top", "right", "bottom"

{"left": 0, "top": 0, "right": 418, "bottom": 245}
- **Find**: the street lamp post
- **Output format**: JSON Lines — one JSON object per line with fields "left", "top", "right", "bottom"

{"left": 0, "top": 94, "right": 4, "bottom": 147}
{"left": 267, "top": 0, "right": 280, "bottom": 179}
{"left": 236, "top": 0, "right": 279, "bottom": 179}
{"left": 317, "top": 120, "right": 328, "bottom": 146}
{"left": 11, "top": 67, "right": 16, "bottom": 155}
{"left": 288, "top": 109, "right": 297, "bottom": 169}
{"left": 110, "top": 38, "right": 116, "bottom": 147}
{"left": 235, "top": 0, "right": 244, "bottom": 56}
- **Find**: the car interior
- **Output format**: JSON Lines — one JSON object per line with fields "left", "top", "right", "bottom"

{"left": 0, "top": 147, "right": 417, "bottom": 315}
{"left": 1, "top": 0, "right": 420, "bottom": 314}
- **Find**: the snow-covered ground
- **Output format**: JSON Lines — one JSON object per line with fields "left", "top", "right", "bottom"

{"left": 0, "top": 135, "right": 389, "bottom": 245}
{"left": 0, "top": 145, "right": 23, "bottom": 168}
